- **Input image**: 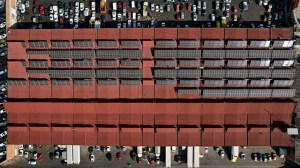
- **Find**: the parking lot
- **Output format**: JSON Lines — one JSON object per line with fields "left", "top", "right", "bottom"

{"left": 14, "top": 0, "right": 293, "bottom": 28}
{"left": 0, "top": 146, "right": 286, "bottom": 168}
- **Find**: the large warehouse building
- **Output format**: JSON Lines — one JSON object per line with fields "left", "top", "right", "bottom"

{"left": 4, "top": 27, "right": 297, "bottom": 147}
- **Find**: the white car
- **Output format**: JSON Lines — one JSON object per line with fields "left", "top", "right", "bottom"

{"left": 17, "top": 0, "right": 21, "bottom": 5}
{"left": 1, "top": 87, "right": 7, "bottom": 92}
{"left": 19, "top": 4, "right": 25, "bottom": 13}
{"left": 50, "top": 14, "right": 54, "bottom": 21}
{"left": 131, "top": 0, "right": 135, "bottom": 8}
{"left": 75, "top": 2, "right": 79, "bottom": 9}
{"left": 69, "top": 18, "right": 73, "bottom": 24}
{"left": 211, "top": 13, "right": 215, "bottom": 21}
{"left": 159, "top": 5, "right": 163, "bottom": 13}
{"left": 91, "top": 11, "right": 95, "bottom": 18}
{"left": 90, "top": 154, "right": 95, "bottom": 162}
{"left": 155, "top": 5, "right": 159, "bottom": 12}
{"left": 112, "top": 11, "right": 116, "bottom": 20}
{"left": 233, "top": 14, "right": 237, "bottom": 21}
{"left": 24, "top": 151, "right": 29, "bottom": 158}
{"left": 151, "top": 2, "right": 155, "bottom": 11}
{"left": 215, "top": 0, "right": 220, "bottom": 10}
{"left": 74, "top": 16, "right": 79, "bottom": 23}
{"left": 0, "top": 141, "right": 6, "bottom": 147}
{"left": 0, "top": 151, "right": 6, "bottom": 156}
{"left": 28, "top": 160, "right": 37, "bottom": 165}
{"left": 204, "top": 147, "right": 208, "bottom": 153}
{"left": 137, "top": 13, "right": 141, "bottom": 20}
{"left": 79, "top": 3, "right": 84, "bottom": 11}
{"left": 49, "top": 5, "right": 53, "bottom": 14}
{"left": 53, "top": 5, "right": 58, "bottom": 15}
{"left": 171, "top": 146, "right": 176, "bottom": 152}
{"left": 0, "top": 34, "right": 7, "bottom": 40}
{"left": 0, "top": 109, "right": 6, "bottom": 114}
{"left": 19, "top": 145, "right": 24, "bottom": 149}
{"left": 143, "top": 1, "right": 148, "bottom": 7}
{"left": 33, "top": 152, "right": 37, "bottom": 160}
{"left": 19, "top": 149, "right": 24, "bottom": 156}
{"left": 28, "top": 145, "right": 33, "bottom": 149}
{"left": 54, "top": 14, "right": 58, "bottom": 22}
{"left": 84, "top": 8, "right": 89, "bottom": 16}
{"left": 59, "top": 8, "right": 64, "bottom": 17}
{"left": 193, "top": 13, "right": 197, "bottom": 21}
{"left": 0, "top": 69, "right": 7, "bottom": 75}
{"left": 192, "top": 5, "right": 196, "bottom": 12}
{"left": 75, "top": 8, "right": 79, "bottom": 16}
{"left": 106, "top": 146, "right": 111, "bottom": 151}
{"left": 0, "top": 22, "right": 5, "bottom": 28}
{"left": 91, "top": 2, "right": 95, "bottom": 11}
{"left": 25, "top": 0, "right": 29, "bottom": 8}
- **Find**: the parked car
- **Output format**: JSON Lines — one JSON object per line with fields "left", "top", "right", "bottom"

{"left": 180, "top": 12, "right": 184, "bottom": 19}
{"left": 0, "top": 22, "right": 5, "bottom": 28}
{"left": 19, "top": 149, "right": 24, "bottom": 156}
{"left": 79, "top": 2, "right": 84, "bottom": 11}
{"left": 28, "top": 160, "right": 37, "bottom": 165}
{"left": 39, "top": 5, "right": 44, "bottom": 15}
{"left": 211, "top": 14, "right": 215, "bottom": 21}
{"left": 176, "top": 13, "right": 180, "bottom": 20}
{"left": 24, "top": 151, "right": 29, "bottom": 158}
{"left": 220, "top": 150, "right": 225, "bottom": 158}
{"left": 215, "top": 0, "right": 220, "bottom": 9}
{"left": 37, "top": 153, "right": 42, "bottom": 161}
{"left": 160, "top": 5, "right": 163, "bottom": 13}
{"left": 84, "top": 8, "right": 89, "bottom": 16}
{"left": 243, "top": 1, "right": 248, "bottom": 10}
{"left": 117, "top": 152, "right": 122, "bottom": 160}
{"left": 0, "top": 141, "right": 7, "bottom": 147}
{"left": 187, "top": 3, "right": 192, "bottom": 11}
{"left": 0, "top": 151, "right": 6, "bottom": 156}
{"left": 232, "top": 5, "right": 237, "bottom": 13}
{"left": 25, "top": 0, "right": 30, "bottom": 8}
{"left": 240, "top": 152, "right": 245, "bottom": 160}
{"left": 271, "top": 152, "right": 277, "bottom": 160}
{"left": 193, "top": 13, "right": 197, "bottom": 21}
{"left": 90, "top": 154, "right": 95, "bottom": 162}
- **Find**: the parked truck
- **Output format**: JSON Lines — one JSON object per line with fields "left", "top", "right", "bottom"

{"left": 155, "top": 146, "right": 161, "bottom": 164}
{"left": 100, "top": 0, "right": 106, "bottom": 13}
{"left": 231, "top": 146, "right": 239, "bottom": 162}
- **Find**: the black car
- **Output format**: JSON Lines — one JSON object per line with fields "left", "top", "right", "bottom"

{"left": 131, "top": 152, "right": 137, "bottom": 161}
{"left": 176, "top": 155, "right": 182, "bottom": 164}
{"left": 69, "top": 1, "right": 75, "bottom": 8}
{"left": 38, "top": 16, "right": 42, "bottom": 22}
{"left": 137, "top": 2, "right": 141, "bottom": 10}
{"left": 106, "top": 152, "right": 112, "bottom": 161}
{"left": 101, "top": 15, "right": 106, "bottom": 22}
{"left": 44, "top": 8, "right": 49, "bottom": 16}
{"left": 32, "top": 8, "right": 39, "bottom": 16}
{"left": 64, "top": 3, "right": 69, "bottom": 11}
{"left": 57, "top": 1, "right": 63, "bottom": 8}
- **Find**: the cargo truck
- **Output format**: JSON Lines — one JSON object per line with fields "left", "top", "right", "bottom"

{"left": 100, "top": 0, "right": 106, "bottom": 13}
{"left": 155, "top": 146, "right": 161, "bottom": 164}
{"left": 231, "top": 146, "right": 239, "bottom": 162}
{"left": 137, "top": 146, "right": 143, "bottom": 164}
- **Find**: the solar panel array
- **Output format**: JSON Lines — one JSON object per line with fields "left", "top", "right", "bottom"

{"left": 202, "top": 69, "right": 226, "bottom": 78}
{"left": 154, "top": 69, "right": 177, "bottom": 78}
{"left": 272, "top": 40, "right": 294, "bottom": 48}
{"left": 155, "top": 79, "right": 177, "bottom": 85}
{"left": 51, "top": 41, "right": 71, "bottom": 48}
{"left": 119, "top": 50, "right": 143, "bottom": 58}
{"left": 177, "top": 89, "right": 201, "bottom": 94}
{"left": 73, "top": 40, "right": 93, "bottom": 47}
{"left": 49, "top": 50, "right": 71, "bottom": 58}
{"left": 73, "top": 79, "right": 93, "bottom": 85}
{"left": 272, "top": 69, "right": 295, "bottom": 78}
{"left": 203, "top": 80, "right": 225, "bottom": 86}
{"left": 202, "top": 50, "right": 225, "bottom": 58}
{"left": 73, "top": 59, "right": 93, "bottom": 66}
{"left": 71, "top": 50, "right": 95, "bottom": 58}
{"left": 248, "top": 89, "right": 272, "bottom": 97}
{"left": 179, "top": 79, "right": 200, "bottom": 86}
{"left": 97, "top": 79, "right": 118, "bottom": 85}
{"left": 119, "top": 69, "right": 143, "bottom": 77}
{"left": 155, "top": 60, "right": 177, "bottom": 67}
{"left": 249, "top": 41, "right": 270, "bottom": 48}
{"left": 226, "top": 69, "right": 249, "bottom": 78}
{"left": 227, "top": 41, "right": 247, "bottom": 48}
{"left": 203, "top": 60, "right": 224, "bottom": 67}
{"left": 249, "top": 79, "right": 271, "bottom": 87}
{"left": 120, "top": 40, "right": 141, "bottom": 47}
{"left": 227, "top": 80, "right": 248, "bottom": 86}
{"left": 71, "top": 70, "right": 95, "bottom": 78}
{"left": 51, "top": 79, "right": 70, "bottom": 85}
{"left": 120, "top": 60, "right": 141, "bottom": 66}
{"left": 249, "top": 60, "right": 270, "bottom": 67}
{"left": 29, "top": 61, "right": 49, "bottom": 67}
{"left": 96, "top": 69, "right": 119, "bottom": 78}
{"left": 178, "top": 40, "right": 200, "bottom": 47}
{"left": 177, "top": 50, "right": 201, "bottom": 58}
{"left": 248, "top": 50, "right": 272, "bottom": 59}
{"left": 178, "top": 69, "right": 202, "bottom": 78}
{"left": 97, "top": 60, "right": 117, "bottom": 66}
{"left": 97, "top": 40, "right": 118, "bottom": 47}
{"left": 51, "top": 60, "right": 71, "bottom": 67}
{"left": 8, "top": 80, "right": 26, "bottom": 85}
{"left": 179, "top": 60, "right": 200, "bottom": 67}
{"left": 202, "top": 89, "right": 226, "bottom": 97}
{"left": 272, "top": 89, "right": 296, "bottom": 97}
{"left": 272, "top": 60, "right": 294, "bottom": 67}
{"left": 155, "top": 40, "right": 177, "bottom": 47}
{"left": 203, "top": 40, "right": 225, "bottom": 47}
{"left": 227, "top": 60, "right": 247, "bottom": 67}
{"left": 154, "top": 50, "right": 177, "bottom": 58}
{"left": 29, "top": 80, "right": 49, "bottom": 85}
{"left": 27, "top": 50, "right": 49, "bottom": 55}
{"left": 272, "top": 50, "right": 295, "bottom": 59}
{"left": 96, "top": 50, "right": 119, "bottom": 59}
{"left": 21, "top": 41, "right": 27, "bottom": 48}
{"left": 226, "top": 89, "right": 249, "bottom": 97}
{"left": 272, "top": 80, "right": 294, "bottom": 87}
{"left": 120, "top": 79, "right": 141, "bottom": 85}
{"left": 225, "top": 50, "right": 248, "bottom": 59}
{"left": 248, "top": 69, "right": 272, "bottom": 78}
{"left": 29, "top": 41, "right": 49, "bottom": 48}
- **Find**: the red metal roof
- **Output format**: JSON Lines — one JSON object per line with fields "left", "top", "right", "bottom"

{"left": 7, "top": 126, "right": 30, "bottom": 144}
{"left": 73, "top": 29, "right": 97, "bottom": 40}
{"left": 51, "top": 29, "right": 74, "bottom": 41}
{"left": 51, "top": 109, "right": 74, "bottom": 124}
{"left": 73, "top": 127, "right": 97, "bottom": 145}
{"left": 178, "top": 128, "right": 201, "bottom": 146}
{"left": 248, "top": 28, "right": 270, "bottom": 39}
{"left": 29, "top": 127, "right": 52, "bottom": 145}
{"left": 120, "top": 128, "right": 142, "bottom": 146}
{"left": 202, "top": 128, "right": 224, "bottom": 146}
{"left": 30, "top": 84, "right": 52, "bottom": 98}
{"left": 271, "top": 128, "right": 294, "bottom": 147}
{"left": 98, "top": 29, "right": 119, "bottom": 40}
{"left": 248, "top": 128, "right": 270, "bottom": 146}
{"left": 8, "top": 29, "right": 30, "bottom": 41}
{"left": 155, "top": 104, "right": 178, "bottom": 125}
{"left": 225, "top": 28, "right": 247, "bottom": 40}
{"left": 52, "top": 85, "right": 74, "bottom": 98}
{"left": 29, "top": 111, "right": 52, "bottom": 124}
{"left": 142, "top": 60, "right": 154, "bottom": 77}
{"left": 224, "top": 104, "right": 247, "bottom": 125}
{"left": 202, "top": 28, "right": 224, "bottom": 39}
{"left": 202, "top": 103, "right": 225, "bottom": 125}
{"left": 142, "top": 80, "right": 155, "bottom": 99}
{"left": 7, "top": 111, "right": 29, "bottom": 124}
{"left": 73, "top": 85, "right": 97, "bottom": 99}
{"left": 177, "top": 28, "right": 201, "bottom": 39}
{"left": 30, "top": 29, "right": 52, "bottom": 41}
{"left": 120, "top": 28, "right": 143, "bottom": 39}
{"left": 155, "top": 128, "right": 177, "bottom": 146}
{"left": 73, "top": 105, "right": 97, "bottom": 125}
{"left": 143, "top": 28, "right": 155, "bottom": 39}
{"left": 154, "top": 86, "right": 177, "bottom": 99}
{"left": 52, "top": 127, "right": 74, "bottom": 145}
{"left": 119, "top": 85, "right": 143, "bottom": 99}
{"left": 270, "top": 28, "right": 293, "bottom": 40}
{"left": 97, "top": 127, "right": 120, "bottom": 146}
{"left": 97, "top": 85, "right": 120, "bottom": 99}
{"left": 120, "top": 112, "right": 142, "bottom": 125}
{"left": 225, "top": 128, "right": 247, "bottom": 146}
{"left": 8, "top": 84, "right": 30, "bottom": 98}
{"left": 154, "top": 28, "right": 177, "bottom": 39}
{"left": 142, "top": 128, "right": 154, "bottom": 145}
{"left": 8, "top": 61, "right": 28, "bottom": 79}
{"left": 7, "top": 42, "right": 28, "bottom": 60}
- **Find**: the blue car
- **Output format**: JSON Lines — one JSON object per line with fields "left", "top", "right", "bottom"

{"left": 243, "top": 1, "right": 248, "bottom": 10}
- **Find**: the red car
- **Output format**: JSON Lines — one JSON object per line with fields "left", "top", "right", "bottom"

{"left": 59, "top": 16, "right": 64, "bottom": 24}
{"left": 122, "top": 2, "right": 126, "bottom": 9}
{"left": 39, "top": 5, "right": 44, "bottom": 15}
{"left": 33, "top": 0, "right": 38, "bottom": 8}
{"left": 37, "top": 153, "right": 42, "bottom": 161}
{"left": 232, "top": 6, "right": 237, "bottom": 13}
{"left": 224, "top": 10, "right": 230, "bottom": 17}
{"left": 187, "top": 3, "right": 192, "bottom": 11}
{"left": 176, "top": 13, "right": 180, "bottom": 20}
{"left": 180, "top": 3, "right": 184, "bottom": 10}
{"left": 117, "top": 152, "right": 122, "bottom": 160}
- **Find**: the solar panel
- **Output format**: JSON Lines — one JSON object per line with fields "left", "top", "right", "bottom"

{"left": 51, "top": 60, "right": 71, "bottom": 67}
{"left": 73, "top": 79, "right": 93, "bottom": 85}
{"left": 203, "top": 40, "right": 225, "bottom": 47}
{"left": 226, "top": 89, "right": 249, "bottom": 97}
{"left": 227, "top": 60, "right": 247, "bottom": 67}
{"left": 155, "top": 79, "right": 177, "bottom": 85}
{"left": 248, "top": 50, "right": 272, "bottom": 59}
{"left": 272, "top": 40, "right": 294, "bottom": 48}
{"left": 177, "top": 69, "right": 201, "bottom": 78}
{"left": 120, "top": 79, "right": 141, "bottom": 85}
{"left": 202, "top": 50, "right": 225, "bottom": 58}
{"left": 97, "top": 60, "right": 117, "bottom": 66}
{"left": 21, "top": 41, "right": 27, "bottom": 48}
{"left": 154, "top": 69, "right": 177, "bottom": 78}
{"left": 29, "top": 79, "right": 49, "bottom": 85}
{"left": 179, "top": 60, "right": 200, "bottom": 67}
{"left": 29, "top": 61, "right": 49, "bottom": 67}
{"left": 272, "top": 89, "right": 295, "bottom": 98}
{"left": 202, "top": 69, "right": 226, "bottom": 78}
{"left": 97, "top": 40, "right": 118, "bottom": 47}
{"left": 27, "top": 50, "right": 49, "bottom": 55}
{"left": 96, "top": 50, "right": 119, "bottom": 59}
{"left": 248, "top": 89, "right": 272, "bottom": 98}
{"left": 120, "top": 60, "right": 141, "bottom": 66}
{"left": 155, "top": 40, "right": 177, "bottom": 47}
{"left": 120, "top": 40, "right": 141, "bottom": 47}
{"left": 203, "top": 80, "right": 225, "bottom": 86}
{"left": 71, "top": 70, "right": 95, "bottom": 78}
{"left": 248, "top": 69, "right": 272, "bottom": 78}
{"left": 272, "top": 60, "right": 294, "bottom": 67}
{"left": 49, "top": 50, "right": 71, "bottom": 58}
{"left": 119, "top": 69, "right": 143, "bottom": 78}
{"left": 73, "top": 59, "right": 93, "bottom": 66}
{"left": 51, "top": 41, "right": 71, "bottom": 48}
{"left": 73, "top": 40, "right": 93, "bottom": 47}
{"left": 179, "top": 79, "right": 200, "bottom": 86}
{"left": 96, "top": 69, "right": 119, "bottom": 78}
{"left": 226, "top": 69, "right": 248, "bottom": 78}
{"left": 155, "top": 60, "right": 177, "bottom": 67}
{"left": 8, "top": 80, "right": 26, "bottom": 85}
{"left": 29, "top": 41, "right": 49, "bottom": 48}
{"left": 249, "top": 79, "right": 271, "bottom": 87}
{"left": 178, "top": 40, "right": 200, "bottom": 47}
{"left": 71, "top": 50, "right": 95, "bottom": 58}
{"left": 272, "top": 69, "right": 295, "bottom": 78}
{"left": 272, "top": 80, "right": 294, "bottom": 87}
{"left": 226, "top": 40, "right": 247, "bottom": 48}
{"left": 49, "top": 70, "right": 72, "bottom": 78}
{"left": 202, "top": 89, "right": 226, "bottom": 97}
{"left": 225, "top": 50, "right": 248, "bottom": 59}
{"left": 249, "top": 60, "right": 271, "bottom": 67}
{"left": 51, "top": 79, "right": 70, "bottom": 85}
{"left": 177, "top": 50, "right": 201, "bottom": 58}
{"left": 97, "top": 79, "right": 118, "bottom": 85}
{"left": 272, "top": 50, "right": 295, "bottom": 59}
{"left": 27, "top": 69, "right": 49, "bottom": 75}
{"left": 226, "top": 80, "right": 248, "bottom": 86}
{"left": 249, "top": 41, "right": 271, "bottom": 48}
{"left": 203, "top": 60, "right": 224, "bottom": 67}
{"left": 177, "top": 89, "right": 201, "bottom": 94}
{"left": 154, "top": 50, "right": 177, "bottom": 58}
{"left": 120, "top": 50, "right": 143, "bottom": 58}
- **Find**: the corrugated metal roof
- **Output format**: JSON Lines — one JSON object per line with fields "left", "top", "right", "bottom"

{"left": 225, "top": 128, "right": 247, "bottom": 146}
{"left": 52, "top": 127, "right": 74, "bottom": 145}
{"left": 29, "top": 127, "right": 52, "bottom": 145}
{"left": 73, "top": 127, "right": 97, "bottom": 145}
{"left": 155, "top": 128, "right": 177, "bottom": 146}
{"left": 178, "top": 128, "right": 201, "bottom": 146}
{"left": 120, "top": 128, "right": 142, "bottom": 146}
{"left": 7, "top": 126, "right": 30, "bottom": 144}
{"left": 202, "top": 128, "right": 224, "bottom": 146}
{"left": 97, "top": 127, "right": 120, "bottom": 146}
{"left": 271, "top": 128, "right": 294, "bottom": 147}
{"left": 248, "top": 128, "right": 270, "bottom": 146}
{"left": 143, "top": 128, "right": 154, "bottom": 146}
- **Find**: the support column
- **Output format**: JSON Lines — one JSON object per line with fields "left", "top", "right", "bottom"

{"left": 165, "top": 146, "right": 171, "bottom": 168}
{"left": 193, "top": 146, "right": 200, "bottom": 168}
{"left": 187, "top": 146, "right": 193, "bottom": 168}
